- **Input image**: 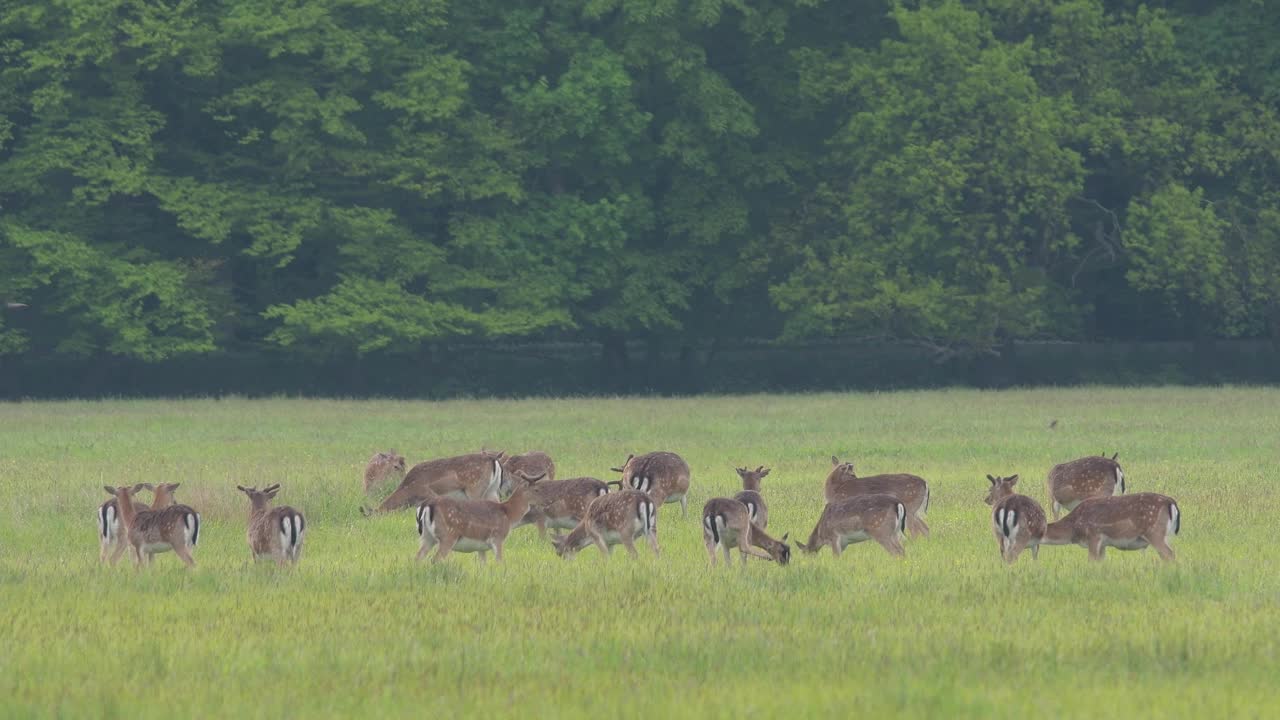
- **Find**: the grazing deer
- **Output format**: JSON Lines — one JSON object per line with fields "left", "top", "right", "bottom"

{"left": 415, "top": 471, "right": 545, "bottom": 563}
{"left": 503, "top": 451, "right": 556, "bottom": 487}
{"left": 362, "top": 450, "right": 512, "bottom": 514}
{"left": 515, "top": 476, "right": 611, "bottom": 538}
{"left": 984, "top": 474, "right": 1047, "bottom": 564}
{"left": 364, "top": 450, "right": 407, "bottom": 494}
{"left": 103, "top": 485, "right": 201, "bottom": 568}
{"left": 1046, "top": 453, "right": 1125, "bottom": 520}
{"left": 734, "top": 465, "right": 770, "bottom": 529}
{"left": 99, "top": 483, "right": 180, "bottom": 564}
{"left": 825, "top": 457, "right": 930, "bottom": 537}
{"left": 613, "top": 451, "right": 691, "bottom": 517}
{"left": 701, "top": 497, "right": 790, "bottom": 566}
{"left": 1041, "top": 493, "right": 1181, "bottom": 562}
{"left": 236, "top": 484, "right": 306, "bottom": 565}
{"left": 551, "top": 490, "right": 660, "bottom": 560}
{"left": 795, "top": 494, "right": 906, "bottom": 558}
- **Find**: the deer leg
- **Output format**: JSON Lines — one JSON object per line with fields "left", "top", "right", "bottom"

{"left": 705, "top": 536, "right": 718, "bottom": 566}
{"left": 646, "top": 529, "right": 661, "bottom": 557}
{"left": 620, "top": 534, "right": 639, "bottom": 558}
{"left": 874, "top": 533, "right": 905, "bottom": 557}
{"left": 432, "top": 535, "right": 458, "bottom": 564}
{"left": 109, "top": 538, "right": 128, "bottom": 566}
{"left": 993, "top": 528, "right": 1006, "bottom": 560}
{"left": 680, "top": 494, "right": 688, "bottom": 518}
{"left": 907, "top": 514, "right": 930, "bottom": 538}
{"left": 829, "top": 537, "right": 842, "bottom": 557}
{"left": 1086, "top": 533, "right": 1106, "bottom": 561}
{"left": 1148, "top": 532, "right": 1176, "bottom": 562}
{"left": 1031, "top": 542, "right": 1040, "bottom": 561}
{"left": 589, "top": 529, "right": 610, "bottom": 557}
{"left": 173, "top": 543, "right": 196, "bottom": 568}
{"left": 535, "top": 516, "right": 547, "bottom": 541}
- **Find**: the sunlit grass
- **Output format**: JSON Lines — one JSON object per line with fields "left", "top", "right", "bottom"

{"left": 1, "top": 388, "right": 1277, "bottom": 718}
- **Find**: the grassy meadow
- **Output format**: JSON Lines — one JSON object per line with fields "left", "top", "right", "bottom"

{"left": 1, "top": 388, "right": 1277, "bottom": 718}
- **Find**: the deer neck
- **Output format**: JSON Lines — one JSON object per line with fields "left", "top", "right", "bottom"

{"left": 248, "top": 498, "right": 272, "bottom": 523}
{"left": 742, "top": 478, "right": 760, "bottom": 492}
{"left": 502, "top": 485, "right": 534, "bottom": 524}
{"left": 115, "top": 491, "right": 141, "bottom": 530}
{"left": 1041, "top": 520, "right": 1077, "bottom": 545}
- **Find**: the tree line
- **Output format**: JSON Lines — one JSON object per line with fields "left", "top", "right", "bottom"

{"left": 2, "top": 0, "right": 1278, "bottom": 371}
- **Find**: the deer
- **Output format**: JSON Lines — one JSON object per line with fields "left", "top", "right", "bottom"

{"left": 414, "top": 470, "right": 545, "bottom": 563}
{"left": 984, "top": 474, "right": 1047, "bottom": 564}
{"left": 103, "top": 484, "right": 201, "bottom": 568}
{"left": 98, "top": 483, "right": 182, "bottom": 564}
{"left": 236, "top": 484, "right": 306, "bottom": 565}
{"left": 701, "top": 497, "right": 791, "bottom": 566}
{"left": 825, "top": 456, "right": 930, "bottom": 538}
{"left": 364, "top": 450, "right": 407, "bottom": 494}
{"left": 612, "top": 451, "right": 691, "bottom": 517}
{"left": 551, "top": 490, "right": 660, "bottom": 560}
{"left": 503, "top": 451, "right": 556, "bottom": 486}
{"left": 1040, "top": 493, "right": 1181, "bottom": 562}
{"left": 733, "top": 465, "right": 770, "bottom": 529}
{"left": 795, "top": 494, "right": 906, "bottom": 558}
{"left": 514, "top": 476, "right": 611, "bottom": 539}
{"left": 1046, "top": 453, "right": 1125, "bottom": 520}
{"left": 362, "top": 450, "right": 511, "bottom": 515}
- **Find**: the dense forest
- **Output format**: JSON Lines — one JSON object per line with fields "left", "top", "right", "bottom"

{"left": 2, "top": 0, "right": 1278, "bottom": 383}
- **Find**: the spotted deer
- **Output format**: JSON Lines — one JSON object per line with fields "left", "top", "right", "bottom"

{"left": 414, "top": 470, "right": 545, "bottom": 563}
{"left": 701, "top": 497, "right": 790, "bottom": 566}
{"left": 1041, "top": 493, "right": 1181, "bottom": 562}
{"left": 104, "top": 484, "right": 201, "bottom": 568}
{"left": 825, "top": 456, "right": 930, "bottom": 537}
{"left": 362, "top": 450, "right": 511, "bottom": 515}
{"left": 795, "top": 494, "right": 906, "bottom": 558}
{"left": 364, "top": 450, "right": 407, "bottom": 494}
{"left": 1046, "top": 453, "right": 1125, "bottom": 520}
{"left": 515, "top": 476, "right": 611, "bottom": 538}
{"left": 984, "top": 474, "right": 1047, "bottom": 564}
{"left": 98, "top": 483, "right": 181, "bottom": 564}
{"left": 551, "top": 490, "right": 659, "bottom": 560}
{"left": 613, "top": 451, "right": 691, "bottom": 517}
{"left": 734, "top": 465, "right": 770, "bottom": 529}
{"left": 236, "top": 484, "right": 306, "bottom": 565}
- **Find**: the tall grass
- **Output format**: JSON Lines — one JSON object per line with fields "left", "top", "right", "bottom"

{"left": 1, "top": 388, "right": 1276, "bottom": 718}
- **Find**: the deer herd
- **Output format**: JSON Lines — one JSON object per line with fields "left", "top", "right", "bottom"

{"left": 94, "top": 448, "right": 1182, "bottom": 570}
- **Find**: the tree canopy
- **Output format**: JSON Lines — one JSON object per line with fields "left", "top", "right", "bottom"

{"left": 2, "top": 0, "right": 1278, "bottom": 363}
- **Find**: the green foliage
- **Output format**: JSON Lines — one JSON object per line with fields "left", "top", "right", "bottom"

{"left": 1, "top": 0, "right": 1278, "bottom": 366}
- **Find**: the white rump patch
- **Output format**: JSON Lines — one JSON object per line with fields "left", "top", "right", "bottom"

{"left": 1115, "top": 466, "right": 1125, "bottom": 494}
{"left": 1168, "top": 502, "right": 1180, "bottom": 537}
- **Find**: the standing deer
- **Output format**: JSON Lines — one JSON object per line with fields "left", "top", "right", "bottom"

{"left": 984, "top": 474, "right": 1047, "bottom": 564}
{"left": 362, "top": 450, "right": 511, "bottom": 514}
{"left": 795, "top": 494, "right": 906, "bottom": 558}
{"left": 701, "top": 497, "right": 790, "bottom": 566}
{"left": 825, "top": 457, "right": 930, "bottom": 537}
{"left": 236, "top": 484, "right": 306, "bottom": 565}
{"left": 514, "top": 476, "right": 611, "bottom": 539}
{"left": 1046, "top": 453, "right": 1125, "bottom": 520}
{"left": 364, "top": 450, "right": 407, "bottom": 494}
{"left": 103, "top": 484, "right": 201, "bottom": 568}
{"left": 613, "top": 451, "right": 691, "bottom": 517}
{"left": 1041, "top": 493, "right": 1181, "bottom": 562}
{"left": 734, "top": 465, "right": 770, "bottom": 529}
{"left": 98, "top": 483, "right": 182, "bottom": 564}
{"left": 414, "top": 471, "right": 545, "bottom": 563}
{"left": 551, "top": 490, "right": 660, "bottom": 560}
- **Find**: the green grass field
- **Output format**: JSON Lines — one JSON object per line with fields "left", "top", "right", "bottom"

{"left": 1, "top": 388, "right": 1277, "bottom": 718}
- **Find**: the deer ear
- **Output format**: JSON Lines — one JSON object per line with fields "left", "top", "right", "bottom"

{"left": 987, "top": 474, "right": 996, "bottom": 484}
{"left": 104, "top": 486, "right": 117, "bottom": 496}
{"left": 1112, "top": 452, "right": 1119, "bottom": 461}
{"left": 1009, "top": 475, "right": 1019, "bottom": 484}
{"left": 168, "top": 483, "right": 181, "bottom": 491}
{"left": 781, "top": 533, "right": 789, "bottom": 543}
{"left": 831, "top": 456, "right": 840, "bottom": 467}
{"left": 760, "top": 467, "right": 770, "bottom": 477}
{"left": 236, "top": 485, "right": 249, "bottom": 493}
{"left": 610, "top": 467, "right": 624, "bottom": 473}
{"left": 132, "top": 483, "right": 149, "bottom": 493}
